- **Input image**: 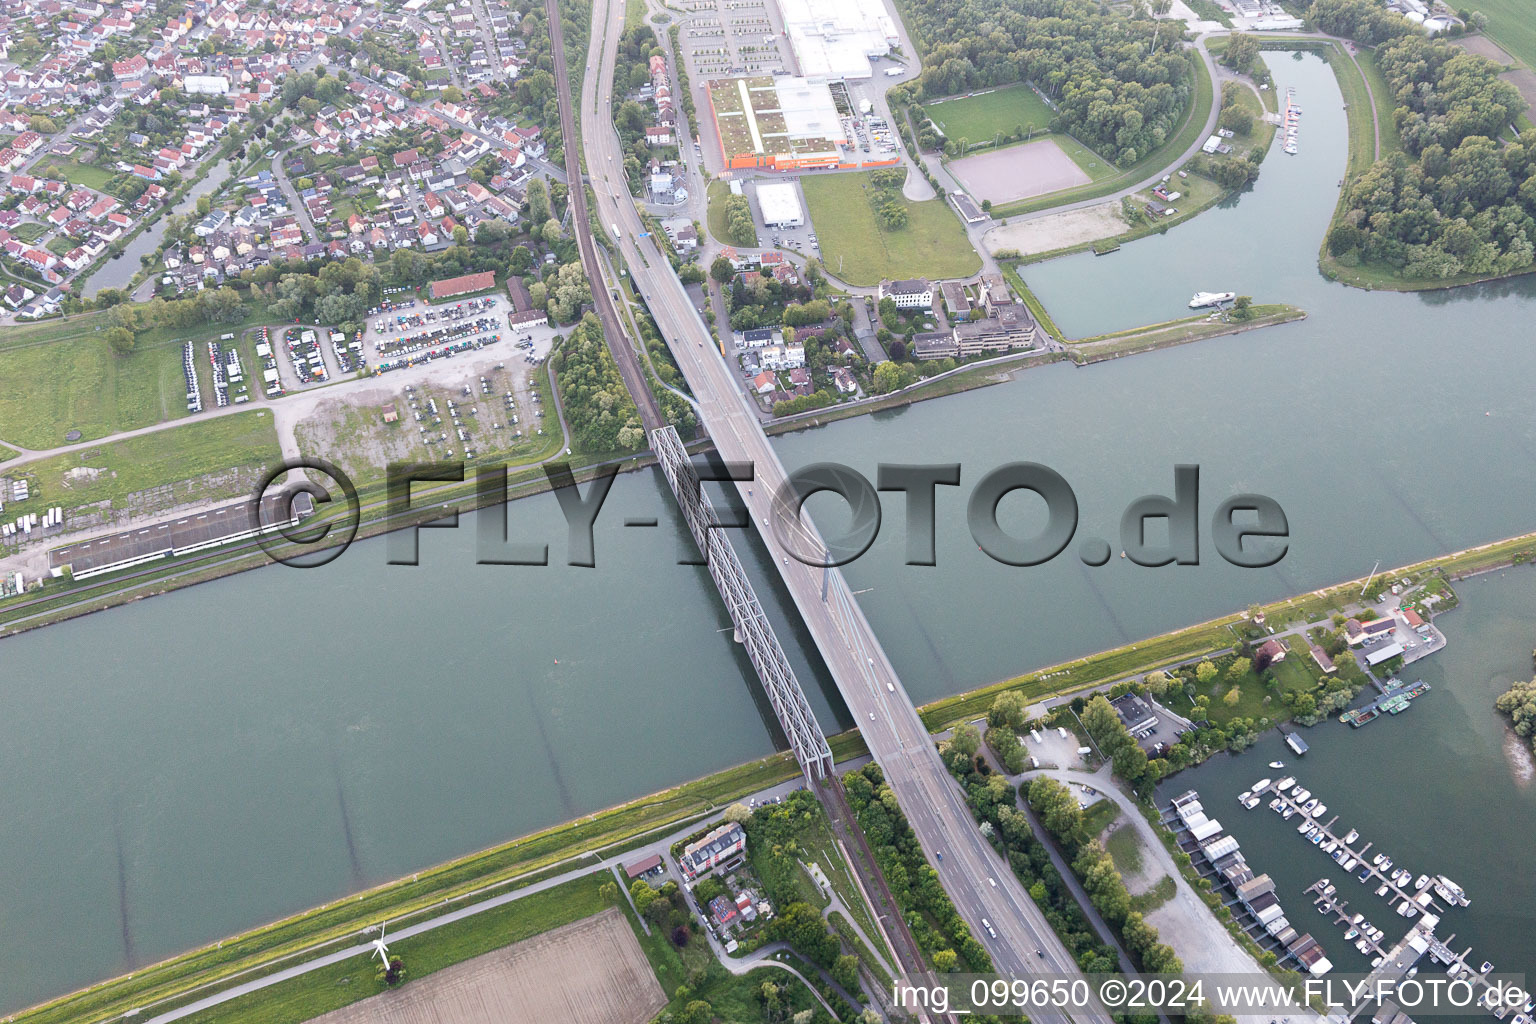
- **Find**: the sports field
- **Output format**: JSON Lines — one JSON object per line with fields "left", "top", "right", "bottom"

{"left": 928, "top": 83, "right": 1055, "bottom": 144}
{"left": 949, "top": 137, "right": 1092, "bottom": 204}
{"left": 306, "top": 910, "right": 663, "bottom": 1024}
{"left": 801, "top": 170, "right": 980, "bottom": 287}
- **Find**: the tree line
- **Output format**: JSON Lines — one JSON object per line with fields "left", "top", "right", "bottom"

{"left": 551, "top": 313, "right": 646, "bottom": 452}
{"left": 1025, "top": 777, "right": 1185, "bottom": 977}
{"left": 1325, "top": 23, "right": 1534, "bottom": 279}
{"left": 939, "top": 721, "right": 1137, "bottom": 983}
{"left": 841, "top": 762, "right": 997, "bottom": 977}
{"left": 896, "top": 0, "right": 1194, "bottom": 166}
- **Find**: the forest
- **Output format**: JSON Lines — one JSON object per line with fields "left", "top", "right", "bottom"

{"left": 1327, "top": 30, "right": 1534, "bottom": 280}
{"left": 896, "top": 0, "right": 1193, "bottom": 165}
{"left": 552, "top": 313, "right": 647, "bottom": 453}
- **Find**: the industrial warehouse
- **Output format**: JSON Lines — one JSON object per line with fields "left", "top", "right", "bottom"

{"left": 707, "top": 76, "right": 845, "bottom": 171}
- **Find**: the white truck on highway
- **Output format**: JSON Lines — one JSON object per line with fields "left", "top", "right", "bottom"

{"left": 611, "top": 224, "right": 621, "bottom": 239}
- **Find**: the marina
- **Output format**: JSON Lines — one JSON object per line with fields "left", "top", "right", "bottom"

{"left": 1244, "top": 776, "right": 1525, "bottom": 1021}
{"left": 1162, "top": 788, "right": 1334, "bottom": 975}
{"left": 1339, "top": 680, "right": 1431, "bottom": 728}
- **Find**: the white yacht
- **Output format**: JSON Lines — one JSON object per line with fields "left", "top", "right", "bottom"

{"left": 1189, "top": 291, "right": 1236, "bottom": 308}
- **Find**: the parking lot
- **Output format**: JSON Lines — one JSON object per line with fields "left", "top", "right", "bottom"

{"left": 678, "top": 0, "right": 791, "bottom": 80}
{"left": 739, "top": 177, "right": 819, "bottom": 257}
{"left": 274, "top": 324, "right": 350, "bottom": 393}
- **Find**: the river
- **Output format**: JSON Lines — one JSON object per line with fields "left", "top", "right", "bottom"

{"left": 76, "top": 157, "right": 235, "bottom": 298}
{"left": 3, "top": 51, "right": 1536, "bottom": 1011}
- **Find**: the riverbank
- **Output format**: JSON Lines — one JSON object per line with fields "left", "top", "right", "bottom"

{"left": 0, "top": 447, "right": 663, "bottom": 639}
{"left": 1294, "top": 35, "right": 1536, "bottom": 293}
{"left": 2, "top": 282, "right": 1313, "bottom": 634}
{"left": 22, "top": 522, "right": 1536, "bottom": 1024}
{"left": 917, "top": 526, "right": 1536, "bottom": 734}
{"left": 1069, "top": 304, "right": 1308, "bottom": 362}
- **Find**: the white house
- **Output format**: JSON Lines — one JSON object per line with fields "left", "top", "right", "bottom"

{"left": 878, "top": 278, "right": 933, "bottom": 309}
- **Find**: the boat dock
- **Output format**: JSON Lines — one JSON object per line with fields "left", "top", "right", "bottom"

{"left": 1244, "top": 777, "right": 1523, "bottom": 1023}
{"left": 1283, "top": 87, "right": 1300, "bottom": 156}
{"left": 1261, "top": 778, "right": 1448, "bottom": 918}
{"left": 1340, "top": 680, "right": 1431, "bottom": 728}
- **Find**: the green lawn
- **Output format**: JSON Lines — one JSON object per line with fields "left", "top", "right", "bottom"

{"left": 705, "top": 178, "right": 731, "bottom": 245}
{"left": 1353, "top": 48, "right": 1403, "bottom": 158}
{"left": 13, "top": 222, "right": 46, "bottom": 243}
{"left": 1474, "top": 0, "right": 1536, "bottom": 71}
{"left": 1082, "top": 798, "right": 1120, "bottom": 837}
{"left": 992, "top": 49, "right": 1215, "bottom": 217}
{"left": 0, "top": 320, "right": 231, "bottom": 449}
{"left": 928, "top": 83, "right": 1057, "bottom": 145}
{"left": 10, "top": 411, "right": 282, "bottom": 517}
{"left": 179, "top": 875, "right": 615, "bottom": 1024}
{"left": 32, "top": 158, "right": 117, "bottom": 192}
{"left": 802, "top": 170, "right": 980, "bottom": 286}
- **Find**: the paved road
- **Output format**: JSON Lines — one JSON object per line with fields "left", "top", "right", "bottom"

{"left": 120, "top": 772, "right": 814, "bottom": 1024}
{"left": 576, "top": 1, "right": 1112, "bottom": 1019}
{"left": 271, "top": 145, "right": 318, "bottom": 239}
{"left": 546, "top": 0, "right": 664, "bottom": 434}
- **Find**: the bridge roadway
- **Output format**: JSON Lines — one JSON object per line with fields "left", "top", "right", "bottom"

{"left": 573, "top": 1, "right": 1110, "bottom": 1018}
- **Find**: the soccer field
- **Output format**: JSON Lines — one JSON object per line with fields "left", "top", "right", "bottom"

{"left": 928, "top": 83, "right": 1056, "bottom": 144}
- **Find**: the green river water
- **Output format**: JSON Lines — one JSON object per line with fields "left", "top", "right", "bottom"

{"left": 1, "top": 51, "right": 1534, "bottom": 1009}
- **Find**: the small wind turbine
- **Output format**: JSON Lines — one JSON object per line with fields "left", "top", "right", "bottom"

{"left": 370, "top": 921, "right": 391, "bottom": 965}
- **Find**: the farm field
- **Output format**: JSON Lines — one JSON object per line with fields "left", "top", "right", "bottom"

{"left": 1471, "top": 0, "right": 1536, "bottom": 72}
{"left": 304, "top": 909, "right": 662, "bottom": 1024}
{"left": 176, "top": 876, "right": 621, "bottom": 1024}
{"left": 927, "top": 83, "right": 1056, "bottom": 144}
{"left": 801, "top": 170, "right": 980, "bottom": 287}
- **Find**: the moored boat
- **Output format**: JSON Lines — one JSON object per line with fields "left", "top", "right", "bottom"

{"left": 1189, "top": 290, "right": 1236, "bottom": 308}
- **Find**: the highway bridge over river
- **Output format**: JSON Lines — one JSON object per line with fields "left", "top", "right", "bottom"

{"left": 548, "top": 0, "right": 1116, "bottom": 1018}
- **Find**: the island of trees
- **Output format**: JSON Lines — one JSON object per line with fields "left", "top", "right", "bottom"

{"left": 1319, "top": 0, "right": 1536, "bottom": 282}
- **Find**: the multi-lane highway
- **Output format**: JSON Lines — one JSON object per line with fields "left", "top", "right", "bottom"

{"left": 568, "top": 1, "right": 1112, "bottom": 1019}
{"left": 545, "top": 0, "right": 664, "bottom": 434}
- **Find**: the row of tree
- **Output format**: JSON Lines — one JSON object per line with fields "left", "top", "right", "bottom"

{"left": 897, "top": 0, "right": 1193, "bottom": 166}
{"left": 551, "top": 313, "right": 646, "bottom": 452}
{"left": 943, "top": 735, "right": 1127, "bottom": 979}
{"left": 1026, "top": 778, "right": 1184, "bottom": 975}
{"left": 841, "top": 762, "right": 995, "bottom": 975}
